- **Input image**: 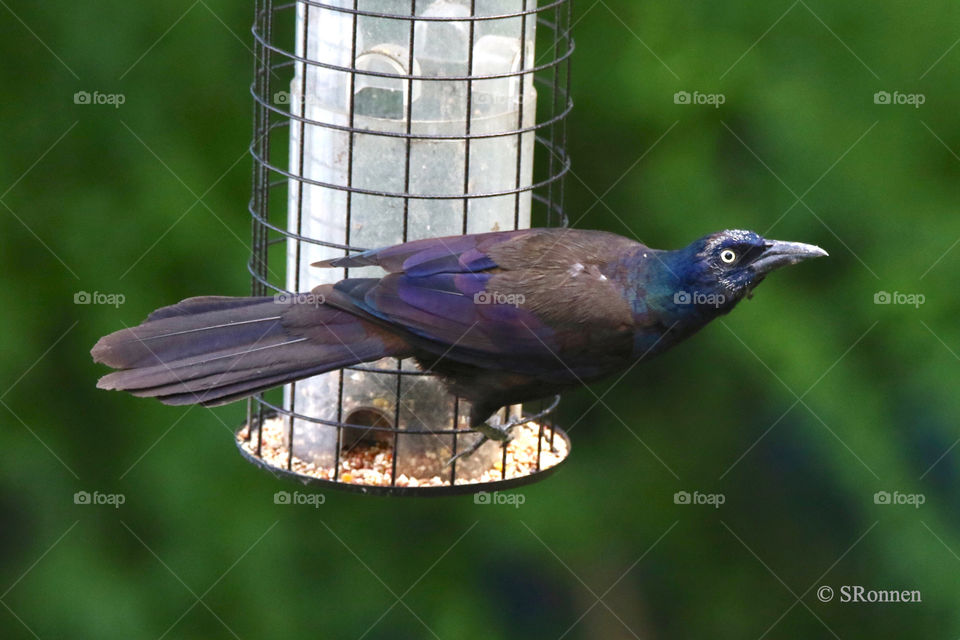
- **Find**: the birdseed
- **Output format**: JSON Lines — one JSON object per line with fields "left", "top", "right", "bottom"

{"left": 237, "top": 416, "right": 568, "bottom": 488}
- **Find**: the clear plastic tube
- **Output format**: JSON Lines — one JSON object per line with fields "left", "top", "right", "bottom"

{"left": 284, "top": 0, "right": 537, "bottom": 480}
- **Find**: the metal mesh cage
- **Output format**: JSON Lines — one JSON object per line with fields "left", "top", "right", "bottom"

{"left": 238, "top": 0, "right": 573, "bottom": 495}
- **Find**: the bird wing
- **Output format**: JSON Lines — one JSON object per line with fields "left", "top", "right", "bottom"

{"left": 332, "top": 272, "right": 553, "bottom": 355}
{"left": 312, "top": 229, "right": 534, "bottom": 275}
{"left": 319, "top": 229, "right": 639, "bottom": 378}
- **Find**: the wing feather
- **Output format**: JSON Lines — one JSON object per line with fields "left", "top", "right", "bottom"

{"left": 318, "top": 229, "right": 640, "bottom": 376}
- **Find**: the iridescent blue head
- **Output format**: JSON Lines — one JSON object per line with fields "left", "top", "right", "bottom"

{"left": 663, "top": 229, "right": 828, "bottom": 316}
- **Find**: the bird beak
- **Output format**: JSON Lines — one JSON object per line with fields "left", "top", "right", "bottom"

{"left": 750, "top": 240, "right": 829, "bottom": 275}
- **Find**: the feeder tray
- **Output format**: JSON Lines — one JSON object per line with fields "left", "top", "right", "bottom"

{"left": 235, "top": 398, "right": 570, "bottom": 496}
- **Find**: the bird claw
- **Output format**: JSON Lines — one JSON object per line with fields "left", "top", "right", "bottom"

{"left": 446, "top": 414, "right": 523, "bottom": 466}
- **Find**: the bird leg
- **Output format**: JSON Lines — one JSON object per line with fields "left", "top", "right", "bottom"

{"left": 446, "top": 413, "right": 523, "bottom": 466}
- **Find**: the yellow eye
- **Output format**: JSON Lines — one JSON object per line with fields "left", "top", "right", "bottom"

{"left": 720, "top": 249, "right": 737, "bottom": 264}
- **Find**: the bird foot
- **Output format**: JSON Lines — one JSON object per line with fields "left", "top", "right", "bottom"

{"left": 446, "top": 414, "right": 522, "bottom": 466}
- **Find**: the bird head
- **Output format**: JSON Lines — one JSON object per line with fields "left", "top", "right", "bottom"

{"left": 666, "top": 229, "right": 828, "bottom": 315}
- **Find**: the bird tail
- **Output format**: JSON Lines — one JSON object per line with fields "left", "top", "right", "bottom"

{"left": 91, "top": 290, "right": 409, "bottom": 406}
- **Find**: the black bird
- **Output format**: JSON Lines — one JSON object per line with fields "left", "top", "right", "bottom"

{"left": 92, "top": 228, "right": 826, "bottom": 454}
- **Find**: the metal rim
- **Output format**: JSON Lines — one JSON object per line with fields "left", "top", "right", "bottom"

{"left": 271, "top": 1, "right": 569, "bottom": 24}
{"left": 251, "top": 80, "right": 575, "bottom": 142}
{"left": 235, "top": 415, "right": 571, "bottom": 497}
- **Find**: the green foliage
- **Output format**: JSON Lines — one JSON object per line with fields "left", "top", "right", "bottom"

{"left": 1, "top": 0, "right": 957, "bottom": 637}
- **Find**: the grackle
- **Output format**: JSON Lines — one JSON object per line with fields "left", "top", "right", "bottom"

{"left": 92, "top": 228, "right": 826, "bottom": 457}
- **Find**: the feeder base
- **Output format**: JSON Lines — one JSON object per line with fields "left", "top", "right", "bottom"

{"left": 236, "top": 415, "right": 571, "bottom": 496}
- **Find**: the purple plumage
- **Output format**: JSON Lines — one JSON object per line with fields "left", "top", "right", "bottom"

{"left": 92, "top": 227, "right": 827, "bottom": 428}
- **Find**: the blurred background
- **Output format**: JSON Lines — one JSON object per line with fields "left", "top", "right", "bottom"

{"left": 1, "top": 0, "right": 958, "bottom": 637}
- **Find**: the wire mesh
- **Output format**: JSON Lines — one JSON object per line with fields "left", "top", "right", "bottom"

{"left": 239, "top": 0, "right": 573, "bottom": 495}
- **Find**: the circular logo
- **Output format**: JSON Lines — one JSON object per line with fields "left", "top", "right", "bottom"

{"left": 816, "top": 585, "right": 834, "bottom": 602}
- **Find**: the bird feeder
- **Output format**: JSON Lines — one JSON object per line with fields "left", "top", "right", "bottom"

{"left": 239, "top": 0, "right": 573, "bottom": 495}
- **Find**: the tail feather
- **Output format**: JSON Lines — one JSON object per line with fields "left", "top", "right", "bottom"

{"left": 92, "top": 296, "right": 287, "bottom": 370}
{"left": 92, "top": 293, "right": 410, "bottom": 406}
